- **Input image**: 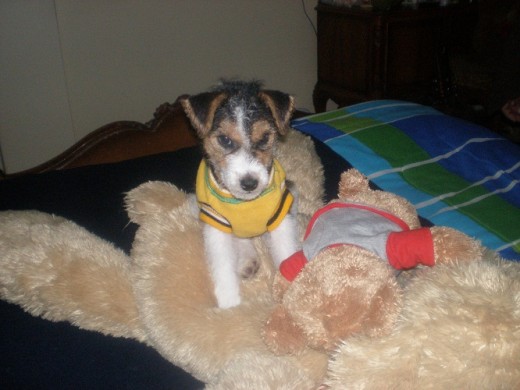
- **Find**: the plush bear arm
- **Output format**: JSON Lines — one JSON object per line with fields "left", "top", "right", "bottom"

{"left": 262, "top": 305, "right": 307, "bottom": 356}
{"left": 431, "top": 226, "right": 485, "bottom": 264}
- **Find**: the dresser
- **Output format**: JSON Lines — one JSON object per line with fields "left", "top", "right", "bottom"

{"left": 313, "top": 2, "right": 478, "bottom": 112}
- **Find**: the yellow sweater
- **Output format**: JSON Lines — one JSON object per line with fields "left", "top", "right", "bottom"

{"left": 196, "top": 159, "right": 293, "bottom": 238}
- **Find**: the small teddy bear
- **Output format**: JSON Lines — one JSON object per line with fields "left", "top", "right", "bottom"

{"left": 262, "top": 168, "right": 484, "bottom": 355}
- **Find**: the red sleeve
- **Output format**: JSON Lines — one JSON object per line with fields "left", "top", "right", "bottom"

{"left": 387, "top": 228, "right": 434, "bottom": 270}
{"left": 279, "top": 251, "right": 307, "bottom": 281}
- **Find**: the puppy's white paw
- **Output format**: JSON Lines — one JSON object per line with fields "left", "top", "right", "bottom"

{"left": 215, "top": 288, "right": 241, "bottom": 309}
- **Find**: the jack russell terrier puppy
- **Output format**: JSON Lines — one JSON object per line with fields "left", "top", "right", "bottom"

{"left": 180, "top": 80, "right": 299, "bottom": 308}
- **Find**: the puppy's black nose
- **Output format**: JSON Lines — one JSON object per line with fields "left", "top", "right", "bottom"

{"left": 240, "top": 176, "right": 258, "bottom": 192}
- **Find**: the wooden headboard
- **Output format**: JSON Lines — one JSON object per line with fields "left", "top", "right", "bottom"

{"left": 3, "top": 98, "right": 198, "bottom": 179}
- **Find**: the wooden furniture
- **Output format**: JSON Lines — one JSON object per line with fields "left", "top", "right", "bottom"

{"left": 2, "top": 99, "right": 197, "bottom": 179}
{"left": 313, "top": 3, "right": 478, "bottom": 112}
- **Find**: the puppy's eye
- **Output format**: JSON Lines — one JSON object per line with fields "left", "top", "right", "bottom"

{"left": 255, "top": 133, "right": 271, "bottom": 150}
{"left": 217, "top": 135, "right": 235, "bottom": 149}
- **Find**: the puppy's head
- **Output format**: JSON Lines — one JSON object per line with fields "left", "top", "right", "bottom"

{"left": 180, "top": 80, "right": 294, "bottom": 200}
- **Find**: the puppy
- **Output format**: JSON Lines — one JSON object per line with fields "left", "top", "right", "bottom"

{"left": 180, "top": 80, "right": 299, "bottom": 309}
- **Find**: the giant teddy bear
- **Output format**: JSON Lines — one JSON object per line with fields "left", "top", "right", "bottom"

{"left": 1, "top": 129, "right": 519, "bottom": 388}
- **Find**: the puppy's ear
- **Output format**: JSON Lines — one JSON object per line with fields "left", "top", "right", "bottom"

{"left": 259, "top": 90, "right": 295, "bottom": 135}
{"left": 179, "top": 92, "right": 227, "bottom": 138}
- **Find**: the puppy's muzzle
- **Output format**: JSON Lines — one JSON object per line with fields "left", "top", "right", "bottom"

{"left": 240, "top": 175, "right": 259, "bottom": 192}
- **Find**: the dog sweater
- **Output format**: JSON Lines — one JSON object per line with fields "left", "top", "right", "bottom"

{"left": 280, "top": 202, "right": 435, "bottom": 281}
{"left": 196, "top": 159, "right": 293, "bottom": 238}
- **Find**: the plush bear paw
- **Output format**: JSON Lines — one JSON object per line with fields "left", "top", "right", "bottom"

{"left": 431, "top": 226, "right": 484, "bottom": 264}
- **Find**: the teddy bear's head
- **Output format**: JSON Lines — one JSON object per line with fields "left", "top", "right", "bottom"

{"left": 336, "top": 168, "right": 421, "bottom": 230}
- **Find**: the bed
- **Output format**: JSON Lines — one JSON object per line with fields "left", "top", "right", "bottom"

{"left": 1, "top": 98, "right": 519, "bottom": 388}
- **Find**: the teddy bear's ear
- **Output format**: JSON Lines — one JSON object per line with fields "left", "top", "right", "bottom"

{"left": 338, "top": 168, "right": 370, "bottom": 198}
{"left": 125, "top": 181, "right": 188, "bottom": 225}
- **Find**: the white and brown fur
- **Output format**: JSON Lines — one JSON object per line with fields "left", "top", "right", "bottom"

{"left": 180, "top": 80, "right": 299, "bottom": 309}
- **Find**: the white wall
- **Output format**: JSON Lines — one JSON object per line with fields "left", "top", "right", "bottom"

{"left": 0, "top": 0, "right": 318, "bottom": 173}
{"left": 0, "top": 1, "right": 75, "bottom": 173}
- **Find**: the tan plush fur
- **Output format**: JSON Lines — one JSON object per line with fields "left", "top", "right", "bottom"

{"left": 1, "top": 131, "right": 519, "bottom": 388}
{"left": 0, "top": 210, "right": 145, "bottom": 342}
{"left": 264, "top": 245, "right": 403, "bottom": 355}
{"left": 325, "top": 255, "right": 520, "bottom": 389}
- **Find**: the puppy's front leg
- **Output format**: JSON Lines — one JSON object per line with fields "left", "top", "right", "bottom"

{"left": 203, "top": 225, "right": 241, "bottom": 309}
{"left": 268, "top": 214, "right": 299, "bottom": 267}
